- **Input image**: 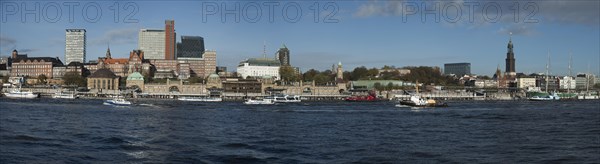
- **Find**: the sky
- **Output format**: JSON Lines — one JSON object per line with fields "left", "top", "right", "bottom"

{"left": 1, "top": 0, "right": 599, "bottom": 76}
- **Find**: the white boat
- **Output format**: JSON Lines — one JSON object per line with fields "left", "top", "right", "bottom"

{"left": 52, "top": 92, "right": 78, "bottom": 99}
{"left": 243, "top": 98, "right": 275, "bottom": 105}
{"left": 398, "top": 95, "right": 447, "bottom": 107}
{"left": 178, "top": 96, "right": 222, "bottom": 102}
{"left": 577, "top": 95, "right": 599, "bottom": 100}
{"left": 103, "top": 98, "right": 132, "bottom": 106}
{"left": 273, "top": 95, "right": 301, "bottom": 103}
{"left": 529, "top": 93, "right": 561, "bottom": 101}
{"left": 4, "top": 90, "right": 39, "bottom": 98}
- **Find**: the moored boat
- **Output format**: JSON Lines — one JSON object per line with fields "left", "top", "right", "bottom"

{"left": 52, "top": 92, "right": 79, "bottom": 99}
{"left": 4, "top": 90, "right": 39, "bottom": 98}
{"left": 103, "top": 98, "right": 132, "bottom": 106}
{"left": 273, "top": 94, "right": 301, "bottom": 103}
{"left": 529, "top": 93, "right": 561, "bottom": 101}
{"left": 178, "top": 96, "right": 223, "bottom": 102}
{"left": 345, "top": 90, "right": 380, "bottom": 102}
{"left": 244, "top": 97, "right": 275, "bottom": 105}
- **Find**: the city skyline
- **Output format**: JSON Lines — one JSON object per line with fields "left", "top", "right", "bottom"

{"left": 1, "top": 0, "right": 598, "bottom": 76}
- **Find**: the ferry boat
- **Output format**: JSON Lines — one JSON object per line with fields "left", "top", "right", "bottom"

{"left": 52, "top": 92, "right": 79, "bottom": 99}
{"left": 273, "top": 94, "right": 301, "bottom": 103}
{"left": 103, "top": 98, "right": 132, "bottom": 106}
{"left": 345, "top": 90, "right": 380, "bottom": 102}
{"left": 243, "top": 97, "right": 275, "bottom": 105}
{"left": 178, "top": 96, "right": 223, "bottom": 102}
{"left": 529, "top": 93, "right": 561, "bottom": 101}
{"left": 4, "top": 90, "right": 39, "bottom": 98}
{"left": 398, "top": 95, "right": 448, "bottom": 107}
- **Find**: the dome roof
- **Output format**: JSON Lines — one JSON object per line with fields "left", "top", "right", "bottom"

{"left": 127, "top": 72, "right": 144, "bottom": 81}
{"left": 208, "top": 73, "right": 219, "bottom": 78}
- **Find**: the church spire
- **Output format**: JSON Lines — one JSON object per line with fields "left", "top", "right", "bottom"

{"left": 106, "top": 44, "right": 112, "bottom": 59}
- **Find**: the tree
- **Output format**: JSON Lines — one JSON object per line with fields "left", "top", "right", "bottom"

{"left": 302, "top": 69, "right": 319, "bottom": 81}
{"left": 1, "top": 76, "right": 8, "bottom": 83}
{"left": 313, "top": 74, "right": 330, "bottom": 85}
{"left": 279, "top": 66, "right": 300, "bottom": 82}
{"left": 351, "top": 66, "right": 369, "bottom": 80}
{"left": 594, "top": 83, "right": 600, "bottom": 89}
{"left": 37, "top": 74, "right": 47, "bottom": 84}
{"left": 373, "top": 82, "right": 383, "bottom": 91}
{"left": 63, "top": 71, "right": 86, "bottom": 87}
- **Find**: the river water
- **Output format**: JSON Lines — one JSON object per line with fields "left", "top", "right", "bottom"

{"left": 1, "top": 98, "right": 598, "bottom": 163}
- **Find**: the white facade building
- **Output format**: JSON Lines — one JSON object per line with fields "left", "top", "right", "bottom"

{"left": 138, "top": 29, "right": 165, "bottom": 60}
{"left": 517, "top": 77, "right": 537, "bottom": 89}
{"left": 560, "top": 76, "right": 576, "bottom": 90}
{"left": 65, "top": 29, "right": 86, "bottom": 64}
{"left": 237, "top": 58, "right": 280, "bottom": 80}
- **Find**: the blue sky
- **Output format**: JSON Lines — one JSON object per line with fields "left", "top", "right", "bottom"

{"left": 1, "top": 0, "right": 599, "bottom": 76}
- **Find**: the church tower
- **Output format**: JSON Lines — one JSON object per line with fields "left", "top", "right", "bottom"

{"left": 505, "top": 32, "right": 516, "bottom": 76}
{"left": 336, "top": 62, "right": 343, "bottom": 81}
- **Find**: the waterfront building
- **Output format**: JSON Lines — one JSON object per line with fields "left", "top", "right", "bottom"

{"left": 575, "top": 73, "right": 596, "bottom": 89}
{"left": 126, "top": 72, "right": 144, "bottom": 90}
{"left": 222, "top": 78, "right": 263, "bottom": 93}
{"left": 10, "top": 51, "right": 64, "bottom": 79}
{"left": 148, "top": 50, "right": 217, "bottom": 79}
{"left": 474, "top": 79, "right": 498, "bottom": 88}
{"left": 505, "top": 33, "right": 516, "bottom": 77}
{"left": 444, "top": 63, "right": 471, "bottom": 76}
{"left": 165, "top": 20, "right": 176, "bottom": 60}
{"left": 87, "top": 68, "right": 119, "bottom": 91}
{"left": 277, "top": 44, "right": 290, "bottom": 66}
{"left": 177, "top": 36, "right": 205, "bottom": 59}
{"left": 517, "top": 77, "right": 536, "bottom": 90}
{"left": 97, "top": 49, "right": 150, "bottom": 78}
{"left": 560, "top": 76, "right": 576, "bottom": 90}
{"left": 138, "top": 29, "right": 166, "bottom": 60}
{"left": 206, "top": 73, "right": 222, "bottom": 89}
{"left": 350, "top": 80, "right": 412, "bottom": 90}
{"left": 237, "top": 57, "right": 281, "bottom": 80}
{"left": 65, "top": 29, "right": 86, "bottom": 64}
{"left": 52, "top": 66, "right": 66, "bottom": 79}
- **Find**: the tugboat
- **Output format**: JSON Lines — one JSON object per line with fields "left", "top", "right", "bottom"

{"left": 345, "top": 90, "right": 380, "bottom": 102}
{"left": 398, "top": 95, "right": 448, "bottom": 107}
{"left": 396, "top": 80, "right": 447, "bottom": 107}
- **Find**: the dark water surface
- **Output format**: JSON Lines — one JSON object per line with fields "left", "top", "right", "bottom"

{"left": 1, "top": 98, "right": 599, "bottom": 163}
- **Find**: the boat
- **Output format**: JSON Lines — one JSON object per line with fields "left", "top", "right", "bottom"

{"left": 399, "top": 95, "right": 448, "bottom": 107}
{"left": 103, "top": 98, "right": 132, "bottom": 106}
{"left": 3, "top": 79, "right": 38, "bottom": 98}
{"left": 4, "top": 90, "right": 39, "bottom": 98}
{"left": 529, "top": 92, "right": 561, "bottom": 101}
{"left": 396, "top": 80, "right": 447, "bottom": 107}
{"left": 243, "top": 97, "right": 275, "bottom": 105}
{"left": 52, "top": 92, "right": 79, "bottom": 99}
{"left": 178, "top": 96, "right": 222, "bottom": 102}
{"left": 273, "top": 94, "right": 301, "bottom": 103}
{"left": 345, "top": 90, "right": 380, "bottom": 102}
{"left": 528, "top": 51, "right": 560, "bottom": 101}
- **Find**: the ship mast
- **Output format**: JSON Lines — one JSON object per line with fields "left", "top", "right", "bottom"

{"left": 545, "top": 50, "right": 550, "bottom": 93}
{"left": 568, "top": 52, "right": 572, "bottom": 93}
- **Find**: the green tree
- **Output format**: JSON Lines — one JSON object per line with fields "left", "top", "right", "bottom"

{"left": 373, "top": 82, "right": 383, "bottom": 91}
{"left": 1, "top": 76, "right": 8, "bottom": 83}
{"left": 279, "top": 66, "right": 300, "bottom": 82}
{"left": 63, "top": 71, "right": 86, "bottom": 87}
{"left": 313, "top": 74, "right": 330, "bottom": 85}
{"left": 37, "top": 74, "right": 48, "bottom": 84}
{"left": 351, "top": 66, "right": 369, "bottom": 80}
{"left": 302, "top": 69, "right": 319, "bottom": 81}
{"left": 594, "top": 83, "right": 600, "bottom": 89}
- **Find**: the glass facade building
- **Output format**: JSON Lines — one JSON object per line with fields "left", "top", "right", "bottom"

{"left": 138, "top": 29, "right": 166, "bottom": 60}
{"left": 176, "top": 36, "right": 205, "bottom": 58}
{"left": 444, "top": 63, "right": 471, "bottom": 76}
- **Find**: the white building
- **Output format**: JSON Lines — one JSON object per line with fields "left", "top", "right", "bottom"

{"left": 138, "top": 29, "right": 166, "bottom": 60}
{"left": 575, "top": 73, "right": 596, "bottom": 89}
{"left": 237, "top": 58, "right": 280, "bottom": 80}
{"left": 560, "top": 76, "right": 576, "bottom": 90}
{"left": 517, "top": 77, "right": 536, "bottom": 89}
{"left": 65, "top": 29, "right": 86, "bottom": 64}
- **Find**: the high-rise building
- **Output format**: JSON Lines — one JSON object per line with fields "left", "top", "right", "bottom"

{"left": 65, "top": 29, "right": 86, "bottom": 64}
{"left": 165, "top": 20, "right": 176, "bottom": 60}
{"left": 176, "top": 36, "right": 205, "bottom": 58}
{"left": 444, "top": 63, "right": 471, "bottom": 76}
{"left": 138, "top": 29, "right": 166, "bottom": 60}
{"left": 277, "top": 44, "right": 290, "bottom": 66}
{"left": 505, "top": 34, "right": 516, "bottom": 76}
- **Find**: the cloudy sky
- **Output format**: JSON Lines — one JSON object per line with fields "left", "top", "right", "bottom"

{"left": 1, "top": 0, "right": 599, "bottom": 76}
